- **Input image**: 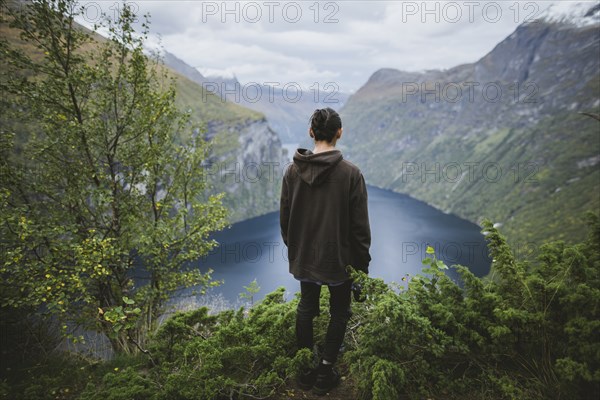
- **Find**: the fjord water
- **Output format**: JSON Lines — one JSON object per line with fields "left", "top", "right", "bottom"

{"left": 190, "top": 185, "right": 491, "bottom": 304}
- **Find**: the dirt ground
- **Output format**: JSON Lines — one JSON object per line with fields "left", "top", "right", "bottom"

{"left": 274, "top": 374, "right": 359, "bottom": 400}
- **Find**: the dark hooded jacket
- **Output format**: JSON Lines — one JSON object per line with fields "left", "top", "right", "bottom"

{"left": 280, "top": 148, "right": 371, "bottom": 283}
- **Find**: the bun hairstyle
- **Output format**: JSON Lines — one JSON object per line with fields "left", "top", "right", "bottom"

{"left": 309, "top": 107, "right": 342, "bottom": 143}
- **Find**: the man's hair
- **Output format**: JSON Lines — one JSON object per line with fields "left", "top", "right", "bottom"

{"left": 310, "top": 108, "right": 342, "bottom": 142}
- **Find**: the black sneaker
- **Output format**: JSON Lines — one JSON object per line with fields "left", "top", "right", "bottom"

{"left": 312, "top": 363, "right": 340, "bottom": 396}
{"left": 296, "top": 367, "right": 316, "bottom": 390}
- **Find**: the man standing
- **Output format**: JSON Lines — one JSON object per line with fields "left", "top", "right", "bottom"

{"left": 280, "top": 108, "right": 371, "bottom": 395}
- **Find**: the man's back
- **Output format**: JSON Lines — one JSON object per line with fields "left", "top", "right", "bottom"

{"left": 280, "top": 148, "right": 371, "bottom": 283}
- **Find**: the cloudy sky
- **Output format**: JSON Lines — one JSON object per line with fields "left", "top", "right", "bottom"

{"left": 75, "top": 1, "right": 595, "bottom": 93}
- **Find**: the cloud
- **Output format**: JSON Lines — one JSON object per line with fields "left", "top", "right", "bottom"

{"left": 75, "top": 1, "right": 562, "bottom": 92}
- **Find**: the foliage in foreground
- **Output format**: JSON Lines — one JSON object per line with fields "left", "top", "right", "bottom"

{"left": 346, "top": 214, "right": 599, "bottom": 399}
{"left": 2, "top": 215, "right": 599, "bottom": 399}
{"left": 59, "top": 289, "right": 307, "bottom": 400}
{"left": 0, "top": 0, "right": 227, "bottom": 354}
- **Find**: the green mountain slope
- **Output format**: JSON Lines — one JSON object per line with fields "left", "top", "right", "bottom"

{"left": 340, "top": 19, "right": 600, "bottom": 248}
{"left": 0, "top": 9, "right": 285, "bottom": 224}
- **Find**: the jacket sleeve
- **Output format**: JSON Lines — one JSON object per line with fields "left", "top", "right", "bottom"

{"left": 280, "top": 168, "right": 290, "bottom": 247}
{"left": 350, "top": 172, "right": 371, "bottom": 273}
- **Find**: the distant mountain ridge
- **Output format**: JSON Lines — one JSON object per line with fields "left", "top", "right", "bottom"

{"left": 339, "top": 8, "right": 600, "bottom": 246}
{"left": 163, "top": 50, "right": 209, "bottom": 86}
{"left": 161, "top": 51, "right": 350, "bottom": 145}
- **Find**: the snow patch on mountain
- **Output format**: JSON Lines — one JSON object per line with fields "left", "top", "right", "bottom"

{"left": 538, "top": 1, "right": 600, "bottom": 27}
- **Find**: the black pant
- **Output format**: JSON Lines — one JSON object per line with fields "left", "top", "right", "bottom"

{"left": 295, "top": 279, "right": 352, "bottom": 364}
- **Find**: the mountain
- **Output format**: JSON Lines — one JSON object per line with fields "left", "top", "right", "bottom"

{"left": 1, "top": 18, "right": 286, "bottom": 224}
{"left": 163, "top": 50, "right": 209, "bottom": 86}
{"left": 161, "top": 52, "right": 350, "bottom": 146}
{"left": 173, "top": 76, "right": 286, "bottom": 223}
{"left": 339, "top": 7, "right": 600, "bottom": 247}
{"left": 162, "top": 51, "right": 238, "bottom": 99}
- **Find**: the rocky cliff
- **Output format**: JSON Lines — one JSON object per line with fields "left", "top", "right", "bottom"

{"left": 201, "top": 116, "right": 287, "bottom": 223}
{"left": 172, "top": 71, "right": 287, "bottom": 223}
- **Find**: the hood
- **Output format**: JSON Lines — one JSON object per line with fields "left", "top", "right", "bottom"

{"left": 292, "top": 148, "right": 343, "bottom": 186}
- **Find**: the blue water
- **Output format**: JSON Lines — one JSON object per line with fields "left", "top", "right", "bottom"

{"left": 185, "top": 185, "right": 491, "bottom": 304}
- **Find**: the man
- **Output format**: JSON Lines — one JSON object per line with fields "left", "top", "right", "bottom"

{"left": 280, "top": 107, "right": 371, "bottom": 395}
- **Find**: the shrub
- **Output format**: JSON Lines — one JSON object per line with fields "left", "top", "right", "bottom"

{"left": 344, "top": 215, "right": 600, "bottom": 399}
